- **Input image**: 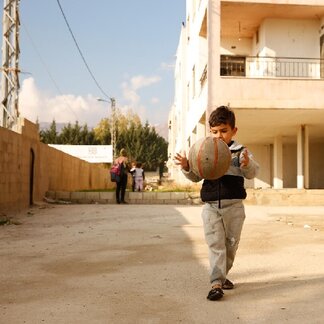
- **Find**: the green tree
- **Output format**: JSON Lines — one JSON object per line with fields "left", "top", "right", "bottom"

{"left": 39, "top": 120, "right": 59, "bottom": 144}
{"left": 39, "top": 120, "right": 97, "bottom": 145}
{"left": 93, "top": 118, "right": 111, "bottom": 144}
{"left": 39, "top": 111, "right": 168, "bottom": 171}
{"left": 80, "top": 124, "right": 99, "bottom": 145}
{"left": 116, "top": 119, "right": 168, "bottom": 171}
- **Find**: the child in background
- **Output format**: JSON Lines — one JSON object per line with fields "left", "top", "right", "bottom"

{"left": 129, "top": 162, "right": 136, "bottom": 192}
{"left": 134, "top": 162, "right": 145, "bottom": 192}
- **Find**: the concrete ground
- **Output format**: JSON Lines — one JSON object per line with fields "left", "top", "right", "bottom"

{"left": 1, "top": 203, "right": 324, "bottom": 324}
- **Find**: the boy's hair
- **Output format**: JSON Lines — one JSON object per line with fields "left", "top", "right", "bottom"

{"left": 209, "top": 105, "right": 236, "bottom": 129}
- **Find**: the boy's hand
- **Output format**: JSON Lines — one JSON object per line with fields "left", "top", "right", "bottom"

{"left": 174, "top": 152, "right": 190, "bottom": 171}
{"left": 240, "top": 149, "right": 250, "bottom": 167}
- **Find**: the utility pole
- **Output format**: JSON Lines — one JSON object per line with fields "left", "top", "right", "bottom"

{"left": 97, "top": 97, "right": 117, "bottom": 161}
{"left": 1, "top": 0, "right": 20, "bottom": 129}
{"left": 110, "top": 97, "right": 116, "bottom": 160}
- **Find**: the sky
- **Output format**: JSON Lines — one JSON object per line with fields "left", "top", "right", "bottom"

{"left": 7, "top": 0, "right": 186, "bottom": 138}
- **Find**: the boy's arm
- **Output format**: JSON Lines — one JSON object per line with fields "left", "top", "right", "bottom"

{"left": 240, "top": 149, "right": 259, "bottom": 179}
{"left": 174, "top": 152, "right": 202, "bottom": 183}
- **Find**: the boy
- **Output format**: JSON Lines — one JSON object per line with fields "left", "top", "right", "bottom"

{"left": 174, "top": 105, "right": 259, "bottom": 301}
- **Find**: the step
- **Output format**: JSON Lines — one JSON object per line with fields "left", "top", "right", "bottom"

{"left": 44, "top": 189, "right": 324, "bottom": 206}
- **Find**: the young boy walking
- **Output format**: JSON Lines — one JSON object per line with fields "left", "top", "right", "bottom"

{"left": 174, "top": 106, "right": 259, "bottom": 301}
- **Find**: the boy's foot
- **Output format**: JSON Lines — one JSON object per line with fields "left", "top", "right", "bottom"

{"left": 222, "top": 279, "right": 234, "bottom": 290}
{"left": 207, "top": 285, "right": 224, "bottom": 301}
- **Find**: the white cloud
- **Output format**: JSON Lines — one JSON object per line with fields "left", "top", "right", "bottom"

{"left": 160, "top": 61, "right": 175, "bottom": 71}
{"left": 18, "top": 77, "right": 108, "bottom": 127}
{"left": 17, "top": 76, "right": 168, "bottom": 138}
{"left": 151, "top": 97, "right": 159, "bottom": 104}
{"left": 129, "top": 75, "right": 161, "bottom": 91}
{"left": 120, "top": 74, "right": 161, "bottom": 121}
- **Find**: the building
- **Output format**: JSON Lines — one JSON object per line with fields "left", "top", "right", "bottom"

{"left": 168, "top": 0, "right": 324, "bottom": 189}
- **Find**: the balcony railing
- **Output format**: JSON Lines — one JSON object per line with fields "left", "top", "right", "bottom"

{"left": 220, "top": 55, "right": 324, "bottom": 79}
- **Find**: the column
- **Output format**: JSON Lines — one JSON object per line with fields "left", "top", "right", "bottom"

{"left": 207, "top": 0, "right": 221, "bottom": 110}
{"left": 273, "top": 136, "right": 283, "bottom": 189}
{"left": 297, "top": 125, "right": 305, "bottom": 189}
{"left": 304, "top": 125, "right": 309, "bottom": 189}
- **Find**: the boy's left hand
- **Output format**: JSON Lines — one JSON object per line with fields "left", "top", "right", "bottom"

{"left": 240, "top": 149, "right": 250, "bottom": 167}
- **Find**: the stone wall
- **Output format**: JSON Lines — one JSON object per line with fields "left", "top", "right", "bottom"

{"left": 0, "top": 118, "right": 113, "bottom": 215}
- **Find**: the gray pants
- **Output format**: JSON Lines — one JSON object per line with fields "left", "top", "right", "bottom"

{"left": 202, "top": 200, "right": 245, "bottom": 286}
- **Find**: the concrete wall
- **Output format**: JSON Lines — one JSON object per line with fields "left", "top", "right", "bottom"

{"left": 0, "top": 118, "right": 113, "bottom": 215}
{"left": 261, "top": 19, "right": 320, "bottom": 58}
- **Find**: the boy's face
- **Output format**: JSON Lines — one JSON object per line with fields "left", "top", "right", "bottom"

{"left": 210, "top": 123, "right": 237, "bottom": 145}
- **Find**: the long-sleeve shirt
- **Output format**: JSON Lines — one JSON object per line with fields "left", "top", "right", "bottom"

{"left": 182, "top": 140, "right": 259, "bottom": 202}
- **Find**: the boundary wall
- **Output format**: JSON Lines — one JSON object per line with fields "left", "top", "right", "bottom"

{"left": 0, "top": 118, "right": 113, "bottom": 215}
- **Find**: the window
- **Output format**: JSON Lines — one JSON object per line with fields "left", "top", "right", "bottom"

{"left": 200, "top": 64, "right": 207, "bottom": 87}
{"left": 220, "top": 55, "right": 246, "bottom": 76}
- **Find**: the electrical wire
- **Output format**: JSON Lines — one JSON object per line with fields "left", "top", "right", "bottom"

{"left": 21, "top": 20, "right": 79, "bottom": 121}
{"left": 56, "top": 0, "right": 111, "bottom": 100}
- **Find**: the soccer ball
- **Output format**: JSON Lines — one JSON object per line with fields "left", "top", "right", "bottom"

{"left": 188, "top": 137, "right": 231, "bottom": 180}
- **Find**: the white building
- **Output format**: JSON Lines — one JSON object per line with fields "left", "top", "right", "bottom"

{"left": 168, "top": 0, "right": 324, "bottom": 189}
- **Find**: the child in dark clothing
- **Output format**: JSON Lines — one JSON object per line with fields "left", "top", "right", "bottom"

{"left": 174, "top": 106, "right": 259, "bottom": 301}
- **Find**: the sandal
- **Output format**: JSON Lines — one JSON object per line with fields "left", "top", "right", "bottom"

{"left": 222, "top": 279, "right": 234, "bottom": 290}
{"left": 207, "top": 285, "right": 224, "bottom": 301}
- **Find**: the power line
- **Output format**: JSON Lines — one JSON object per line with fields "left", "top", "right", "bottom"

{"left": 56, "top": 0, "right": 111, "bottom": 100}
{"left": 21, "top": 20, "right": 79, "bottom": 121}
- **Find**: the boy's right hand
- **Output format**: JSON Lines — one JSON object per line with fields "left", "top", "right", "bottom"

{"left": 174, "top": 152, "right": 190, "bottom": 171}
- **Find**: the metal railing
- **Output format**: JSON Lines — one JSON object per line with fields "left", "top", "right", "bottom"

{"left": 220, "top": 56, "right": 324, "bottom": 79}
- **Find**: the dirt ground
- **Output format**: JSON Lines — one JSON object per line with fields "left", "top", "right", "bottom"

{"left": 1, "top": 203, "right": 324, "bottom": 324}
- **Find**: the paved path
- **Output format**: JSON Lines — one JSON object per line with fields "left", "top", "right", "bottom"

{"left": 1, "top": 204, "right": 324, "bottom": 323}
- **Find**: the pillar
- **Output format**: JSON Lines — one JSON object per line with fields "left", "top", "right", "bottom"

{"left": 207, "top": 0, "right": 221, "bottom": 111}
{"left": 297, "top": 125, "right": 308, "bottom": 189}
{"left": 304, "top": 125, "right": 309, "bottom": 189}
{"left": 273, "top": 136, "right": 283, "bottom": 189}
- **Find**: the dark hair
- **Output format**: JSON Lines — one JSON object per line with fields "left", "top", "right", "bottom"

{"left": 208, "top": 105, "right": 236, "bottom": 129}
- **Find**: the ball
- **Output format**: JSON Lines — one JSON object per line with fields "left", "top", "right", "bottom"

{"left": 188, "top": 136, "right": 231, "bottom": 180}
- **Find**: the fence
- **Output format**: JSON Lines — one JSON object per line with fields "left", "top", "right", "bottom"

{"left": 220, "top": 55, "right": 324, "bottom": 79}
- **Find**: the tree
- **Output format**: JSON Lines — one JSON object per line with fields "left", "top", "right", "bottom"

{"left": 93, "top": 118, "right": 111, "bottom": 145}
{"left": 39, "top": 120, "right": 59, "bottom": 144}
{"left": 39, "top": 111, "right": 168, "bottom": 171}
{"left": 116, "top": 120, "right": 168, "bottom": 171}
{"left": 80, "top": 124, "right": 99, "bottom": 145}
{"left": 39, "top": 120, "right": 97, "bottom": 145}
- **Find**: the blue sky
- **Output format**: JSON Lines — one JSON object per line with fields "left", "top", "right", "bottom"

{"left": 12, "top": 0, "right": 186, "bottom": 137}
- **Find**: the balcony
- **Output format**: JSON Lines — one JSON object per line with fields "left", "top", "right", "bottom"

{"left": 221, "top": 55, "right": 324, "bottom": 79}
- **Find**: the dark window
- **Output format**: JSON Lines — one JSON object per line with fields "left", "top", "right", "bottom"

{"left": 220, "top": 55, "right": 246, "bottom": 76}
